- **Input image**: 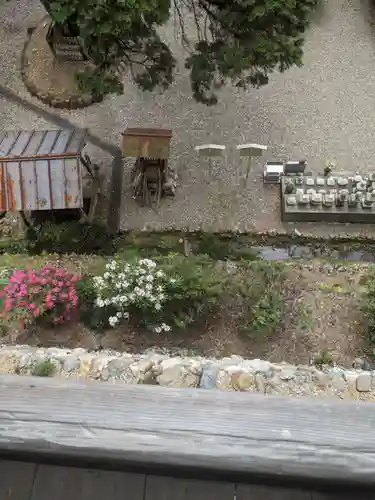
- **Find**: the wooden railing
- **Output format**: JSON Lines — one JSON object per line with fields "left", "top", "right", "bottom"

{"left": 0, "top": 375, "right": 374, "bottom": 499}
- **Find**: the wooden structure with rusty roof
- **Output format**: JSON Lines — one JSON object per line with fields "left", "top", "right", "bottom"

{"left": 0, "top": 374, "right": 374, "bottom": 500}
{"left": 0, "top": 129, "right": 86, "bottom": 212}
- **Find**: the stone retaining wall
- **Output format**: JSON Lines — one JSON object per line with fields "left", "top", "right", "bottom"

{"left": 1, "top": 345, "right": 375, "bottom": 401}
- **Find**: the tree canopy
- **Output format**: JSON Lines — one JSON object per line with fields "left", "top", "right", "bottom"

{"left": 41, "top": 0, "right": 320, "bottom": 105}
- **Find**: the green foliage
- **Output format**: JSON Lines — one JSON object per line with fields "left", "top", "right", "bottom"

{"left": 313, "top": 349, "right": 334, "bottom": 369}
{"left": 75, "top": 67, "right": 123, "bottom": 99}
{"left": 363, "top": 267, "right": 375, "bottom": 356}
{"left": 25, "top": 222, "right": 115, "bottom": 255}
{"left": 76, "top": 276, "right": 108, "bottom": 329}
{"left": 90, "top": 254, "right": 224, "bottom": 331}
{"left": 233, "top": 260, "right": 286, "bottom": 336}
{"left": 158, "top": 253, "right": 224, "bottom": 328}
{"left": 196, "top": 233, "right": 233, "bottom": 260}
{"left": 42, "top": 0, "right": 321, "bottom": 105}
{"left": 32, "top": 359, "right": 56, "bottom": 377}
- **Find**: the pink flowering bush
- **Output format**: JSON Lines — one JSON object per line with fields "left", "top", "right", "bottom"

{"left": 0, "top": 265, "right": 81, "bottom": 328}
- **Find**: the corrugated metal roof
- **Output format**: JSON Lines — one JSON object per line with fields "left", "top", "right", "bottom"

{"left": 0, "top": 129, "right": 86, "bottom": 159}
{"left": 0, "top": 129, "right": 86, "bottom": 211}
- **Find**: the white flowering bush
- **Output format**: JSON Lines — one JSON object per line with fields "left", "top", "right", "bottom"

{"left": 91, "top": 255, "right": 223, "bottom": 331}
{"left": 93, "top": 258, "right": 177, "bottom": 331}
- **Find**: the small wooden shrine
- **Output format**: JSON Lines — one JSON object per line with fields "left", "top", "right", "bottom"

{"left": 121, "top": 128, "right": 176, "bottom": 208}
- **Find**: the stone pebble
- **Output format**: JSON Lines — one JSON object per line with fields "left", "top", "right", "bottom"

{"left": 1, "top": 346, "right": 375, "bottom": 400}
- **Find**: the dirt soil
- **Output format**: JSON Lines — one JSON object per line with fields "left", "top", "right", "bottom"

{"left": 6, "top": 263, "right": 370, "bottom": 367}
{"left": 24, "top": 21, "right": 93, "bottom": 100}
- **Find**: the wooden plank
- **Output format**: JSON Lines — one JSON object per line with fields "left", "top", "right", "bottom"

{"left": 0, "top": 132, "right": 19, "bottom": 156}
{"left": 237, "top": 484, "right": 312, "bottom": 500}
{"left": 22, "top": 131, "right": 47, "bottom": 157}
{"left": 20, "top": 160, "right": 38, "bottom": 210}
{"left": 63, "top": 157, "right": 82, "bottom": 208}
{"left": 30, "top": 464, "right": 145, "bottom": 500}
{"left": 51, "top": 129, "right": 73, "bottom": 154}
{"left": 37, "top": 130, "right": 59, "bottom": 155}
{"left": 5, "top": 160, "right": 22, "bottom": 210}
{"left": 49, "top": 158, "right": 66, "bottom": 209}
{"left": 34, "top": 159, "right": 52, "bottom": 210}
{"left": 311, "top": 493, "right": 370, "bottom": 500}
{"left": 0, "top": 460, "right": 36, "bottom": 500}
{"left": 9, "top": 131, "right": 32, "bottom": 156}
{"left": 66, "top": 130, "right": 86, "bottom": 153}
{"left": 2, "top": 375, "right": 375, "bottom": 485}
{"left": 145, "top": 476, "right": 234, "bottom": 500}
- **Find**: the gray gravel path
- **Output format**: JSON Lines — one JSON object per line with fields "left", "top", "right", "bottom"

{"left": 2, "top": 0, "right": 375, "bottom": 236}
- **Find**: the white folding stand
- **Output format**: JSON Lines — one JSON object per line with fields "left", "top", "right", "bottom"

{"left": 236, "top": 143, "right": 267, "bottom": 185}
{"left": 194, "top": 144, "right": 226, "bottom": 180}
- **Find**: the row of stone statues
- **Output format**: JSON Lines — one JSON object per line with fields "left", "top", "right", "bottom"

{"left": 285, "top": 189, "right": 374, "bottom": 208}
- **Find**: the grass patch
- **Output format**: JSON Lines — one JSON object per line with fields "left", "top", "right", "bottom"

{"left": 294, "top": 301, "right": 314, "bottom": 332}
{"left": 32, "top": 360, "right": 56, "bottom": 377}
{"left": 313, "top": 349, "right": 334, "bottom": 368}
{"left": 230, "top": 260, "right": 286, "bottom": 338}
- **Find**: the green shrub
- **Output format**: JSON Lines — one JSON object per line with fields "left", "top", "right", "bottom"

{"left": 313, "top": 349, "right": 334, "bottom": 369}
{"left": 26, "top": 222, "right": 115, "bottom": 255}
{"left": 234, "top": 261, "right": 286, "bottom": 336}
{"left": 32, "top": 360, "right": 56, "bottom": 377}
{"left": 76, "top": 276, "right": 109, "bottom": 330}
{"left": 363, "top": 267, "right": 375, "bottom": 356}
{"left": 91, "top": 254, "right": 224, "bottom": 331}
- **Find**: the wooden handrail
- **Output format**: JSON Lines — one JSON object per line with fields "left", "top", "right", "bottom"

{"left": 0, "top": 375, "right": 374, "bottom": 485}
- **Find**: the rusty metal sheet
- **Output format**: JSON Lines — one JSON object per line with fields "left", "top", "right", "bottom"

{"left": 0, "top": 156, "right": 83, "bottom": 211}
{"left": 0, "top": 166, "right": 7, "bottom": 211}
{"left": 34, "top": 159, "right": 52, "bottom": 210}
{"left": 5, "top": 161, "right": 23, "bottom": 210}
{"left": 63, "top": 157, "right": 82, "bottom": 208}
{"left": 20, "top": 160, "right": 37, "bottom": 210}
{"left": 49, "top": 158, "right": 66, "bottom": 209}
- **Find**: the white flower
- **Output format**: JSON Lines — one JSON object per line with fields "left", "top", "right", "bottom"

{"left": 145, "top": 274, "right": 154, "bottom": 282}
{"left": 155, "top": 303, "right": 162, "bottom": 311}
{"left": 145, "top": 283, "right": 153, "bottom": 291}
{"left": 169, "top": 278, "right": 176, "bottom": 284}
{"left": 116, "top": 312, "right": 122, "bottom": 318}
{"left": 161, "top": 323, "right": 171, "bottom": 332}
{"left": 158, "top": 294, "right": 165, "bottom": 302}
{"left": 154, "top": 326, "right": 162, "bottom": 333}
{"left": 106, "top": 260, "right": 117, "bottom": 271}
{"left": 155, "top": 270, "right": 164, "bottom": 278}
{"left": 140, "top": 259, "right": 156, "bottom": 268}
{"left": 123, "top": 312, "right": 129, "bottom": 319}
{"left": 103, "top": 272, "right": 110, "bottom": 280}
{"left": 93, "top": 276, "right": 105, "bottom": 286}
{"left": 108, "top": 316, "right": 119, "bottom": 327}
{"left": 96, "top": 298, "right": 105, "bottom": 307}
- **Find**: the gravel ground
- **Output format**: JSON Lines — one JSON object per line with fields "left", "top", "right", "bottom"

{"left": 2, "top": 0, "right": 375, "bottom": 236}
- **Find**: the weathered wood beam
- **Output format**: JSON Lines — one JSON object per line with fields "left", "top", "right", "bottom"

{"left": 0, "top": 375, "right": 374, "bottom": 485}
